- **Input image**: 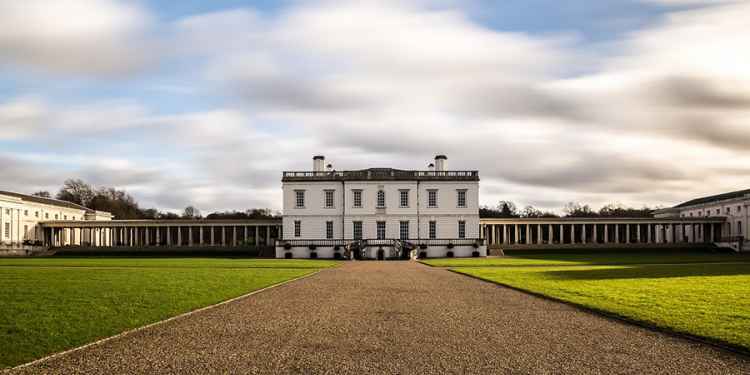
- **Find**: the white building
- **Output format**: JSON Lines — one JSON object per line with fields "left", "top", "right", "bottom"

{"left": 0, "top": 191, "right": 112, "bottom": 255}
{"left": 276, "top": 155, "right": 486, "bottom": 259}
{"left": 655, "top": 189, "right": 749, "bottom": 241}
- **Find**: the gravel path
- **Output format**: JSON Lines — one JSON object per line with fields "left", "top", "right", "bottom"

{"left": 10, "top": 261, "right": 750, "bottom": 374}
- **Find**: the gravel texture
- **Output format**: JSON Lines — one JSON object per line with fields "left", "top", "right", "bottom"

{"left": 9, "top": 261, "right": 750, "bottom": 374}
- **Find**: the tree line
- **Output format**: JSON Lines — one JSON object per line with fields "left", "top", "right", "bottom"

{"left": 31, "top": 179, "right": 279, "bottom": 220}
{"left": 480, "top": 201, "right": 656, "bottom": 218}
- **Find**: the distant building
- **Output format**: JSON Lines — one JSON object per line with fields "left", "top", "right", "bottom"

{"left": 277, "top": 155, "right": 486, "bottom": 259}
{"left": 0, "top": 191, "right": 112, "bottom": 254}
{"left": 655, "top": 189, "right": 749, "bottom": 239}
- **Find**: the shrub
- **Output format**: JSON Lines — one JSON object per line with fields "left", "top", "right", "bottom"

{"left": 446, "top": 251, "right": 454, "bottom": 258}
{"left": 419, "top": 251, "right": 427, "bottom": 259}
{"left": 472, "top": 251, "right": 480, "bottom": 257}
{"left": 333, "top": 252, "right": 342, "bottom": 259}
{"left": 310, "top": 252, "right": 318, "bottom": 259}
{"left": 284, "top": 252, "right": 293, "bottom": 259}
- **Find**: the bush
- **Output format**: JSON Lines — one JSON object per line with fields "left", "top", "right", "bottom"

{"left": 284, "top": 252, "right": 293, "bottom": 259}
{"left": 333, "top": 252, "right": 342, "bottom": 259}
{"left": 472, "top": 251, "right": 480, "bottom": 257}
{"left": 310, "top": 252, "right": 318, "bottom": 259}
{"left": 419, "top": 251, "right": 427, "bottom": 259}
{"left": 446, "top": 251, "right": 454, "bottom": 258}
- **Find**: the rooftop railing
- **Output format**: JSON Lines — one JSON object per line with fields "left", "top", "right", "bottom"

{"left": 282, "top": 170, "right": 479, "bottom": 181}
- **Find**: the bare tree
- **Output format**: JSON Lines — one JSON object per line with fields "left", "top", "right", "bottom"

{"left": 182, "top": 206, "right": 201, "bottom": 219}
{"left": 31, "top": 191, "right": 51, "bottom": 198}
{"left": 56, "top": 179, "right": 95, "bottom": 206}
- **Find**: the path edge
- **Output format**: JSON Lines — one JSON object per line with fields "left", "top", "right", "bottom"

{"left": 448, "top": 268, "right": 750, "bottom": 359}
{"left": 7, "top": 269, "right": 322, "bottom": 372}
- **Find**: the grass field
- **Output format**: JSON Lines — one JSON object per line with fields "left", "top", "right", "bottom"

{"left": 424, "top": 251, "right": 750, "bottom": 352}
{"left": 0, "top": 257, "right": 337, "bottom": 368}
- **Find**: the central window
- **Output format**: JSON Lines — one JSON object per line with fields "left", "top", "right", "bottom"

{"left": 376, "top": 190, "right": 385, "bottom": 208}
{"left": 457, "top": 190, "right": 467, "bottom": 208}
{"left": 399, "top": 221, "right": 409, "bottom": 240}
{"left": 428, "top": 190, "right": 437, "bottom": 208}
{"left": 429, "top": 221, "right": 437, "bottom": 239}
{"left": 4, "top": 223, "right": 9, "bottom": 238}
{"left": 399, "top": 190, "right": 409, "bottom": 207}
{"left": 376, "top": 221, "right": 386, "bottom": 240}
{"left": 326, "top": 221, "right": 334, "bottom": 239}
{"left": 295, "top": 190, "right": 305, "bottom": 208}
{"left": 353, "top": 190, "right": 363, "bottom": 208}
{"left": 458, "top": 221, "right": 466, "bottom": 239}
{"left": 324, "top": 190, "right": 334, "bottom": 208}
{"left": 353, "top": 221, "right": 363, "bottom": 240}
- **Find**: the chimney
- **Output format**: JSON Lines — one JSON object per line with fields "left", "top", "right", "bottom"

{"left": 434, "top": 155, "right": 447, "bottom": 171}
{"left": 313, "top": 155, "right": 325, "bottom": 172}
{"left": 326, "top": 163, "right": 333, "bottom": 172}
{"left": 428, "top": 163, "right": 435, "bottom": 172}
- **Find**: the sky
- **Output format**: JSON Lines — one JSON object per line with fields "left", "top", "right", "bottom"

{"left": 1, "top": 0, "right": 749, "bottom": 213}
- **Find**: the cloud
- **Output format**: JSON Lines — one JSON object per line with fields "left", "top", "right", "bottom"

{"left": 0, "top": 0, "right": 156, "bottom": 76}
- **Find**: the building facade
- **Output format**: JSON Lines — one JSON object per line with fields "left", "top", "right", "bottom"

{"left": 655, "top": 189, "right": 749, "bottom": 241}
{"left": 276, "top": 155, "right": 486, "bottom": 259}
{"left": 0, "top": 191, "right": 112, "bottom": 254}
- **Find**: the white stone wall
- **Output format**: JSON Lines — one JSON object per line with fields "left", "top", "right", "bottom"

{"left": 677, "top": 196, "right": 750, "bottom": 239}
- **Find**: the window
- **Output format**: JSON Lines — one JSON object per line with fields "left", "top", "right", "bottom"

{"left": 35, "top": 211, "right": 39, "bottom": 218}
{"left": 457, "top": 190, "right": 467, "bottom": 208}
{"left": 353, "top": 221, "right": 363, "bottom": 240}
{"left": 739, "top": 221, "right": 743, "bottom": 235}
{"left": 324, "top": 190, "right": 334, "bottom": 208}
{"left": 295, "top": 190, "right": 305, "bottom": 208}
{"left": 738, "top": 206, "right": 742, "bottom": 213}
{"left": 326, "top": 221, "right": 334, "bottom": 239}
{"left": 45, "top": 213, "right": 49, "bottom": 219}
{"left": 458, "top": 221, "right": 466, "bottom": 239}
{"left": 399, "top": 190, "right": 409, "bottom": 207}
{"left": 4, "top": 209, "right": 9, "bottom": 215}
{"left": 353, "top": 190, "right": 362, "bottom": 208}
{"left": 24, "top": 210, "right": 28, "bottom": 216}
{"left": 727, "top": 207, "right": 731, "bottom": 214}
{"left": 399, "top": 221, "right": 409, "bottom": 240}
{"left": 429, "top": 221, "right": 437, "bottom": 239}
{"left": 54, "top": 214, "right": 58, "bottom": 220}
{"left": 376, "top": 190, "right": 385, "bottom": 208}
{"left": 4, "top": 223, "right": 8, "bottom": 238}
{"left": 376, "top": 221, "right": 386, "bottom": 240}
{"left": 72, "top": 216, "right": 76, "bottom": 220}
{"left": 23, "top": 225, "right": 27, "bottom": 239}
{"left": 689, "top": 212, "right": 693, "bottom": 217}
{"left": 716, "top": 209, "right": 720, "bottom": 215}
{"left": 428, "top": 190, "right": 437, "bottom": 208}
{"left": 63, "top": 215, "right": 67, "bottom": 220}
{"left": 294, "top": 220, "right": 301, "bottom": 237}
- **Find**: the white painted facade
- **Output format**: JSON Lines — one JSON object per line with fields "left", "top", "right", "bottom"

{"left": 277, "top": 156, "right": 485, "bottom": 259}
{"left": 655, "top": 190, "right": 750, "bottom": 241}
{"left": 0, "top": 191, "right": 112, "bottom": 251}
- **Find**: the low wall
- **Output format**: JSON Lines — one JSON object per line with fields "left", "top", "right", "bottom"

{"left": 276, "top": 244, "right": 487, "bottom": 259}
{"left": 51, "top": 245, "right": 275, "bottom": 257}
{"left": 0, "top": 245, "right": 51, "bottom": 257}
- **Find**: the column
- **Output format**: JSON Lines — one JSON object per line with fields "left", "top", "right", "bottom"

{"left": 266, "top": 225, "right": 271, "bottom": 246}
{"left": 244, "top": 226, "right": 249, "bottom": 246}
{"left": 167, "top": 227, "right": 172, "bottom": 246}
{"left": 604, "top": 224, "right": 609, "bottom": 243}
{"left": 222, "top": 226, "right": 226, "bottom": 245}
{"left": 503, "top": 225, "right": 509, "bottom": 245}
{"left": 570, "top": 224, "right": 575, "bottom": 244}
{"left": 548, "top": 224, "right": 553, "bottom": 244}
{"left": 189, "top": 227, "right": 193, "bottom": 247}
{"left": 537, "top": 224, "right": 542, "bottom": 244}
{"left": 709, "top": 224, "right": 714, "bottom": 242}
{"left": 178, "top": 227, "right": 182, "bottom": 246}
{"left": 155, "top": 227, "right": 160, "bottom": 245}
{"left": 200, "top": 226, "right": 204, "bottom": 246}
{"left": 647, "top": 224, "right": 651, "bottom": 244}
{"left": 592, "top": 224, "right": 598, "bottom": 243}
{"left": 255, "top": 226, "right": 259, "bottom": 246}
{"left": 615, "top": 224, "right": 620, "bottom": 243}
{"left": 560, "top": 224, "right": 564, "bottom": 244}
{"left": 526, "top": 224, "right": 531, "bottom": 244}
{"left": 626, "top": 224, "right": 630, "bottom": 244}
{"left": 582, "top": 224, "right": 587, "bottom": 244}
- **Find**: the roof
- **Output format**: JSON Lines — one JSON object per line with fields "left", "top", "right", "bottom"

{"left": 0, "top": 190, "right": 92, "bottom": 212}
{"left": 675, "top": 188, "right": 750, "bottom": 208}
{"left": 282, "top": 168, "right": 479, "bottom": 182}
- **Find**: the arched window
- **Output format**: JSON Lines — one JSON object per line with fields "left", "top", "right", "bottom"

{"left": 376, "top": 190, "right": 385, "bottom": 208}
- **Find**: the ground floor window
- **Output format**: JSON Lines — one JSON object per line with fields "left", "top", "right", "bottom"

{"left": 739, "top": 221, "right": 743, "bottom": 235}
{"left": 399, "top": 221, "right": 409, "bottom": 240}
{"left": 294, "top": 220, "right": 301, "bottom": 237}
{"left": 376, "top": 221, "right": 386, "bottom": 240}
{"left": 4, "top": 222, "right": 9, "bottom": 238}
{"left": 458, "top": 221, "right": 466, "bottom": 239}
{"left": 429, "top": 221, "right": 437, "bottom": 239}
{"left": 326, "top": 221, "right": 333, "bottom": 239}
{"left": 353, "top": 221, "right": 363, "bottom": 240}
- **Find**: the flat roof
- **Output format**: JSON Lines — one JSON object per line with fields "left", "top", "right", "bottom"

{"left": 0, "top": 190, "right": 92, "bottom": 212}
{"left": 282, "top": 168, "right": 479, "bottom": 182}
{"left": 480, "top": 217, "right": 726, "bottom": 224}
{"left": 40, "top": 218, "right": 282, "bottom": 228}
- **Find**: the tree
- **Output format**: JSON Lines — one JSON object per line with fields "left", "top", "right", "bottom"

{"left": 56, "top": 179, "right": 95, "bottom": 206}
{"left": 520, "top": 205, "right": 559, "bottom": 218}
{"left": 497, "top": 201, "right": 519, "bottom": 218}
{"left": 599, "top": 203, "right": 653, "bottom": 218}
{"left": 31, "top": 191, "right": 51, "bottom": 198}
{"left": 563, "top": 202, "right": 597, "bottom": 217}
{"left": 182, "top": 206, "right": 201, "bottom": 219}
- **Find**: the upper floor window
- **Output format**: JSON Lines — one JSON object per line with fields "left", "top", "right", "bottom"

{"left": 716, "top": 209, "right": 720, "bottom": 215}
{"left": 4, "top": 223, "right": 9, "bottom": 238}
{"left": 45, "top": 213, "right": 49, "bottom": 219}
{"left": 689, "top": 212, "right": 693, "bottom": 217}
{"left": 738, "top": 206, "right": 743, "bottom": 213}
{"left": 4, "top": 209, "right": 9, "bottom": 215}
{"left": 63, "top": 215, "right": 67, "bottom": 220}
{"left": 458, "top": 221, "right": 466, "bottom": 239}
{"left": 429, "top": 221, "right": 437, "bottom": 239}
{"left": 35, "top": 211, "right": 39, "bottom": 218}
{"left": 353, "top": 221, "right": 363, "bottom": 240}
{"left": 399, "top": 190, "right": 409, "bottom": 208}
{"left": 353, "top": 190, "right": 363, "bottom": 208}
{"left": 376, "top": 190, "right": 385, "bottom": 208}
{"left": 457, "top": 190, "right": 467, "bottom": 208}
{"left": 376, "top": 221, "right": 386, "bottom": 240}
{"left": 399, "top": 221, "right": 409, "bottom": 240}
{"left": 294, "top": 220, "right": 301, "bottom": 237}
{"left": 727, "top": 207, "right": 731, "bottom": 214}
{"left": 54, "top": 214, "right": 58, "bottom": 220}
{"left": 324, "top": 190, "right": 335, "bottom": 208}
{"left": 427, "top": 190, "right": 437, "bottom": 208}
{"left": 24, "top": 210, "right": 28, "bottom": 216}
{"left": 295, "top": 190, "right": 305, "bottom": 208}
{"left": 325, "top": 221, "right": 334, "bottom": 239}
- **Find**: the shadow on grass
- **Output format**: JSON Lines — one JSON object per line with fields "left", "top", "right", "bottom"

{"left": 543, "top": 263, "right": 750, "bottom": 280}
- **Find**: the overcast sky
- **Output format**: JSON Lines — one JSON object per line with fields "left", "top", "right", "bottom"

{"left": 1, "top": 0, "right": 749, "bottom": 213}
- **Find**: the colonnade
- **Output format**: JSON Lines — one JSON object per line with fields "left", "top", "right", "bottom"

{"left": 480, "top": 220, "right": 725, "bottom": 247}
{"left": 44, "top": 223, "right": 282, "bottom": 248}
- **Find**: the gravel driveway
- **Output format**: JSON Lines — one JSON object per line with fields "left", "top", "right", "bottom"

{"left": 10, "top": 261, "right": 750, "bottom": 374}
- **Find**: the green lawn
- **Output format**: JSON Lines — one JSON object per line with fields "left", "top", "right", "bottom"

{"left": 425, "top": 252, "right": 750, "bottom": 352}
{"left": 0, "top": 257, "right": 337, "bottom": 368}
